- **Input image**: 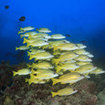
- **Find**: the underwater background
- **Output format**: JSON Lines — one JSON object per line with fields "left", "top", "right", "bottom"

{"left": 0, "top": 0, "right": 105, "bottom": 65}
{"left": 0, "top": 0, "right": 105, "bottom": 105}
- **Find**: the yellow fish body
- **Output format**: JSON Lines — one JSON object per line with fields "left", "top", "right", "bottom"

{"left": 29, "top": 52, "right": 54, "bottom": 60}
{"left": 28, "top": 33, "right": 50, "bottom": 39}
{"left": 52, "top": 52, "right": 78, "bottom": 65}
{"left": 56, "top": 63, "right": 79, "bottom": 73}
{"left": 30, "top": 71, "right": 58, "bottom": 80}
{"left": 31, "top": 69, "right": 54, "bottom": 74}
{"left": 74, "top": 55, "right": 92, "bottom": 62}
{"left": 89, "top": 68, "right": 105, "bottom": 75}
{"left": 30, "top": 62, "right": 54, "bottom": 69}
{"left": 74, "top": 64, "right": 97, "bottom": 74}
{"left": 50, "top": 34, "right": 66, "bottom": 39}
{"left": 37, "top": 28, "right": 51, "bottom": 33}
{"left": 27, "top": 40, "right": 48, "bottom": 47}
{"left": 73, "top": 49, "right": 89, "bottom": 55}
{"left": 76, "top": 44, "right": 87, "bottom": 49}
{"left": 16, "top": 45, "right": 29, "bottom": 50}
{"left": 54, "top": 43, "right": 78, "bottom": 51}
{"left": 27, "top": 49, "right": 45, "bottom": 56}
{"left": 20, "top": 31, "right": 37, "bottom": 38}
{"left": 51, "top": 87, "right": 78, "bottom": 97}
{"left": 49, "top": 40, "right": 66, "bottom": 48}
{"left": 25, "top": 78, "right": 47, "bottom": 85}
{"left": 20, "top": 26, "right": 35, "bottom": 32}
{"left": 76, "top": 61, "right": 92, "bottom": 66}
{"left": 13, "top": 68, "right": 31, "bottom": 76}
{"left": 52, "top": 73, "right": 84, "bottom": 85}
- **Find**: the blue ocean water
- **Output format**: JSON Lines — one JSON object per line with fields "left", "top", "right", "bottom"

{"left": 0, "top": 0, "right": 105, "bottom": 64}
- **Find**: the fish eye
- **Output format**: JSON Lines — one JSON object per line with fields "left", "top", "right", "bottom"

{"left": 34, "top": 74, "right": 37, "bottom": 76}
{"left": 33, "top": 68, "right": 37, "bottom": 71}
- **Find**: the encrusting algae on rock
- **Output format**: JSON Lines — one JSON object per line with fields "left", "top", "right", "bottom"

{"left": 12, "top": 26, "right": 105, "bottom": 97}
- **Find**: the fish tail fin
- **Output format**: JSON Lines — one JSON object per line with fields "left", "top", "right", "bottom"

{"left": 32, "top": 70, "right": 37, "bottom": 74}
{"left": 25, "top": 78, "right": 29, "bottom": 83}
{"left": 53, "top": 46, "right": 58, "bottom": 51}
{"left": 23, "top": 38, "right": 28, "bottom": 44}
{"left": 20, "top": 35, "right": 23, "bottom": 38}
{"left": 29, "top": 56, "right": 33, "bottom": 60}
{"left": 13, "top": 71, "right": 17, "bottom": 76}
{"left": 27, "top": 51, "right": 30, "bottom": 56}
{"left": 16, "top": 47, "right": 19, "bottom": 50}
{"left": 51, "top": 78, "right": 58, "bottom": 85}
{"left": 27, "top": 64, "right": 31, "bottom": 67}
{"left": 52, "top": 58, "right": 59, "bottom": 65}
{"left": 27, "top": 43, "right": 30, "bottom": 47}
{"left": 51, "top": 92, "right": 57, "bottom": 97}
{"left": 28, "top": 34, "right": 31, "bottom": 39}
{"left": 20, "top": 27, "right": 23, "bottom": 30}
{"left": 18, "top": 31, "right": 20, "bottom": 34}
{"left": 36, "top": 28, "right": 38, "bottom": 31}
{"left": 56, "top": 66, "right": 61, "bottom": 73}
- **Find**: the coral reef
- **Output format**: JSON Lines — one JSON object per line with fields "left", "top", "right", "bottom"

{"left": 96, "top": 88, "right": 105, "bottom": 105}
{"left": 0, "top": 74, "right": 98, "bottom": 105}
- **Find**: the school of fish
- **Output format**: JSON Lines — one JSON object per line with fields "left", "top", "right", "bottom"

{"left": 13, "top": 26, "right": 105, "bottom": 97}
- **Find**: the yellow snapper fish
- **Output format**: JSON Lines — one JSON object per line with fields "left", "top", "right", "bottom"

{"left": 41, "top": 44, "right": 51, "bottom": 49}
{"left": 29, "top": 48, "right": 45, "bottom": 52}
{"left": 51, "top": 87, "right": 78, "bottom": 97}
{"left": 74, "top": 55, "right": 92, "bottom": 62}
{"left": 20, "top": 33, "right": 29, "bottom": 38}
{"left": 73, "top": 64, "right": 97, "bottom": 75}
{"left": 16, "top": 45, "right": 29, "bottom": 50}
{"left": 13, "top": 68, "right": 31, "bottom": 76}
{"left": 89, "top": 68, "right": 105, "bottom": 75}
{"left": 56, "top": 63, "right": 79, "bottom": 73}
{"left": 73, "top": 49, "right": 90, "bottom": 55}
{"left": 28, "top": 33, "right": 50, "bottom": 39}
{"left": 36, "top": 28, "right": 51, "bottom": 33}
{"left": 18, "top": 30, "right": 25, "bottom": 34}
{"left": 53, "top": 43, "right": 78, "bottom": 51}
{"left": 61, "top": 59, "right": 76, "bottom": 64}
{"left": 52, "top": 52, "right": 78, "bottom": 65}
{"left": 25, "top": 78, "right": 47, "bottom": 85}
{"left": 87, "top": 54, "right": 94, "bottom": 58}
{"left": 27, "top": 49, "right": 45, "bottom": 56}
{"left": 20, "top": 31, "right": 37, "bottom": 38}
{"left": 50, "top": 34, "right": 66, "bottom": 39}
{"left": 29, "top": 62, "right": 54, "bottom": 69}
{"left": 52, "top": 72, "right": 85, "bottom": 85}
{"left": 53, "top": 50, "right": 61, "bottom": 56}
{"left": 76, "top": 61, "right": 92, "bottom": 66}
{"left": 23, "top": 38, "right": 36, "bottom": 44}
{"left": 73, "top": 49, "right": 94, "bottom": 58}
{"left": 76, "top": 44, "right": 87, "bottom": 49}
{"left": 30, "top": 72, "right": 58, "bottom": 80}
{"left": 27, "top": 40, "right": 48, "bottom": 47}
{"left": 20, "top": 26, "right": 35, "bottom": 32}
{"left": 23, "top": 37, "right": 47, "bottom": 44}
{"left": 48, "top": 40, "right": 68, "bottom": 48}
{"left": 29, "top": 52, "right": 54, "bottom": 60}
